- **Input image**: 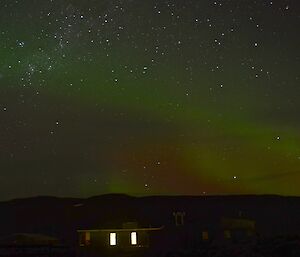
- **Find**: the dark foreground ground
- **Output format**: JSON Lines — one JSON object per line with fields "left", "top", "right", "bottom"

{"left": 1, "top": 235, "right": 300, "bottom": 257}
{"left": 171, "top": 236, "right": 300, "bottom": 257}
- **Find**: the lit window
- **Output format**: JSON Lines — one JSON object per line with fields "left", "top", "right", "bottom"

{"left": 202, "top": 231, "right": 209, "bottom": 240}
{"left": 224, "top": 230, "right": 231, "bottom": 239}
{"left": 110, "top": 233, "right": 117, "bottom": 246}
{"left": 131, "top": 232, "right": 137, "bottom": 245}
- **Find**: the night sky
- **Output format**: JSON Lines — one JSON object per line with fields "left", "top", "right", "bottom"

{"left": 0, "top": 0, "right": 299, "bottom": 200}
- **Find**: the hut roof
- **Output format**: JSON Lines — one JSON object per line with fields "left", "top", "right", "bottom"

{"left": 0, "top": 233, "right": 60, "bottom": 246}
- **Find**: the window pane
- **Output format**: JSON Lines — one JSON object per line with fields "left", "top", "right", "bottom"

{"left": 202, "top": 231, "right": 209, "bottom": 240}
{"left": 110, "top": 233, "right": 117, "bottom": 246}
{"left": 131, "top": 232, "right": 137, "bottom": 245}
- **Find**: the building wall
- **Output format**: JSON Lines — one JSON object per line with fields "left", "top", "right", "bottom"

{"left": 78, "top": 230, "right": 151, "bottom": 257}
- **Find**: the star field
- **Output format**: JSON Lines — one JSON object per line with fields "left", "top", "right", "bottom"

{"left": 0, "top": 0, "right": 299, "bottom": 200}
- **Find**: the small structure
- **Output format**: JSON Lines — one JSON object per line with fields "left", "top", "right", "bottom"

{"left": 77, "top": 222, "right": 163, "bottom": 256}
{"left": 0, "top": 233, "right": 60, "bottom": 246}
{"left": 221, "top": 217, "right": 256, "bottom": 241}
{"left": 0, "top": 233, "right": 70, "bottom": 257}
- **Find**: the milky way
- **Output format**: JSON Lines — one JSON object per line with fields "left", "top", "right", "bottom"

{"left": 0, "top": 0, "right": 299, "bottom": 200}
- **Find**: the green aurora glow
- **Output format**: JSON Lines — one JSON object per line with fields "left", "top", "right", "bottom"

{"left": 0, "top": 0, "right": 299, "bottom": 199}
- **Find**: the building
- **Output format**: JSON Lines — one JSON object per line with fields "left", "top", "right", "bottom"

{"left": 77, "top": 222, "right": 163, "bottom": 257}
{"left": 76, "top": 213, "right": 256, "bottom": 257}
{"left": 0, "top": 233, "right": 71, "bottom": 257}
{"left": 0, "top": 233, "right": 60, "bottom": 246}
{"left": 221, "top": 217, "right": 256, "bottom": 241}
